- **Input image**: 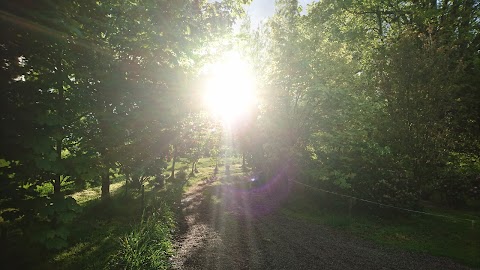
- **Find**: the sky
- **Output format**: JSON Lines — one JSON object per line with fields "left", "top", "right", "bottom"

{"left": 246, "top": 0, "right": 316, "bottom": 28}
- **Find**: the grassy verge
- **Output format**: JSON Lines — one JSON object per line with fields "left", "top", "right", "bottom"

{"left": 71, "top": 181, "right": 125, "bottom": 205}
{"left": 105, "top": 205, "right": 175, "bottom": 270}
{"left": 1, "top": 157, "right": 242, "bottom": 269}
{"left": 43, "top": 157, "right": 225, "bottom": 269}
{"left": 169, "top": 157, "right": 244, "bottom": 189}
{"left": 35, "top": 174, "right": 126, "bottom": 197}
{"left": 283, "top": 193, "right": 480, "bottom": 268}
{"left": 54, "top": 177, "right": 183, "bottom": 270}
{"left": 1, "top": 174, "right": 182, "bottom": 270}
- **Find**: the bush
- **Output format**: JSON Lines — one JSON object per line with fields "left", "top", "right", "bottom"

{"left": 436, "top": 154, "right": 480, "bottom": 207}
{"left": 107, "top": 207, "right": 174, "bottom": 270}
{"left": 153, "top": 174, "right": 166, "bottom": 189}
{"left": 176, "top": 169, "right": 187, "bottom": 181}
{"left": 29, "top": 196, "right": 82, "bottom": 250}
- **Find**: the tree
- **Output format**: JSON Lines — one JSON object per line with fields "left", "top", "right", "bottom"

{"left": 0, "top": 0, "right": 250, "bottom": 248}
{"left": 248, "top": 0, "right": 480, "bottom": 207}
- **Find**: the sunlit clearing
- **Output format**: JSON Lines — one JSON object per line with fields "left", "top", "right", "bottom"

{"left": 203, "top": 51, "right": 256, "bottom": 123}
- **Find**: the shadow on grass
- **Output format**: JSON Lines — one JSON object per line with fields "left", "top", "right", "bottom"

{"left": 58, "top": 179, "right": 190, "bottom": 270}
{"left": 0, "top": 178, "right": 188, "bottom": 270}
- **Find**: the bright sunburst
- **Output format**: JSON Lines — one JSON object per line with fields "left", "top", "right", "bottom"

{"left": 203, "top": 51, "right": 256, "bottom": 123}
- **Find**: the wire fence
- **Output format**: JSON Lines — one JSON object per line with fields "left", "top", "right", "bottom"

{"left": 291, "top": 179, "right": 477, "bottom": 229}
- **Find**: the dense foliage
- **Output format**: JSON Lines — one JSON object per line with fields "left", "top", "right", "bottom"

{"left": 247, "top": 0, "right": 480, "bottom": 208}
{"left": 0, "top": 0, "right": 479, "bottom": 267}
{"left": 0, "top": 0, "right": 244, "bottom": 252}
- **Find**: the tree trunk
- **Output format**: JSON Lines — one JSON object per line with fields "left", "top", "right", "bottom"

{"left": 101, "top": 167, "right": 110, "bottom": 200}
{"left": 170, "top": 145, "right": 176, "bottom": 179}
{"left": 242, "top": 151, "right": 246, "bottom": 168}
{"left": 141, "top": 185, "right": 145, "bottom": 211}
{"left": 53, "top": 172, "right": 61, "bottom": 196}
{"left": 54, "top": 137, "right": 63, "bottom": 196}
{"left": 131, "top": 173, "right": 142, "bottom": 189}
{"left": 191, "top": 162, "right": 196, "bottom": 175}
{"left": 125, "top": 174, "right": 128, "bottom": 197}
{"left": 54, "top": 73, "right": 65, "bottom": 197}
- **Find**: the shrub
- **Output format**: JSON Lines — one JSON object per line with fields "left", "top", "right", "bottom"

{"left": 29, "top": 196, "right": 82, "bottom": 250}
{"left": 153, "top": 174, "right": 166, "bottom": 189}
{"left": 176, "top": 169, "right": 187, "bottom": 181}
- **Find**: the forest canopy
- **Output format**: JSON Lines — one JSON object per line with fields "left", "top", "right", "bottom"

{"left": 0, "top": 0, "right": 479, "bottom": 264}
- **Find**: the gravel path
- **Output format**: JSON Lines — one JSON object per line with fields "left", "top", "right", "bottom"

{"left": 171, "top": 179, "right": 471, "bottom": 270}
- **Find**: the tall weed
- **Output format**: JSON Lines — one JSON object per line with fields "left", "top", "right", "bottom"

{"left": 106, "top": 206, "right": 174, "bottom": 270}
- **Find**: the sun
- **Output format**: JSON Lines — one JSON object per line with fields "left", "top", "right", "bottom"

{"left": 203, "top": 51, "right": 256, "bottom": 123}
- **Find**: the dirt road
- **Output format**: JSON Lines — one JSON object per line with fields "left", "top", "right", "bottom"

{"left": 171, "top": 178, "right": 470, "bottom": 270}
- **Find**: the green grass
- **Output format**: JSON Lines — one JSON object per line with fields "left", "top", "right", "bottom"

{"left": 1, "top": 172, "right": 184, "bottom": 270}
{"left": 55, "top": 175, "right": 184, "bottom": 269}
{"left": 105, "top": 207, "right": 174, "bottom": 270}
{"left": 71, "top": 181, "right": 125, "bottom": 205}
{"left": 35, "top": 175, "right": 126, "bottom": 197}
{"left": 167, "top": 157, "right": 244, "bottom": 190}
{"left": 283, "top": 194, "right": 480, "bottom": 268}
{"left": 1, "top": 156, "right": 244, "bottom": 269}
{"left": 51, "top": 157, "right": 230, "bottom": 269}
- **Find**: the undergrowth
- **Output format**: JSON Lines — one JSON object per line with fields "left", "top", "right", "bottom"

{"left": 106, "top": 205, "right": 175, "bottom": 270}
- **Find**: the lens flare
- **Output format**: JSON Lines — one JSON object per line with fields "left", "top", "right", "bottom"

{"left": 203, "top": 51, "right": 256, "bottom": 123}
